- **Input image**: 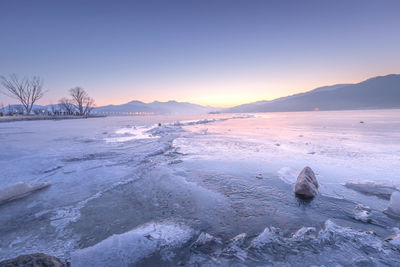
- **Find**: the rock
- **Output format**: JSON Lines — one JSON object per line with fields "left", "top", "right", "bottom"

{"left": 384, "top": 191, "right": 400, "bottom": 218}
{"left": 0, "top": 253, "right": 64, "bottom": 267}
{"left": 294, "top": 167, "right": 318, "bottom": 198}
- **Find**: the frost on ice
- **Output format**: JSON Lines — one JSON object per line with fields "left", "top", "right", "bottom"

{"left": 71, "top": 221, "right": 195, "bottom": 266}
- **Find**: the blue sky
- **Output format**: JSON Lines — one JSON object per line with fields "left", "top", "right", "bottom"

{"left": 0, "top": 0, "right": 399, "bottom": 107}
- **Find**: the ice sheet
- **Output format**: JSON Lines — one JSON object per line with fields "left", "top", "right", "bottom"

{"left": 1, "top": 110, "right": 400, "bottom": 265}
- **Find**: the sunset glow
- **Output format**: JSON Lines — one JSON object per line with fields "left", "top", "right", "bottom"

{"left": 1, "top": 0, "right": 399, "bottom": 107}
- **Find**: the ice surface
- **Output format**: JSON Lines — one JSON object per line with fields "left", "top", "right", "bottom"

{"left": 71, "top": 221, "right": 195, "bottom": 266}
{"left": 1, "top": 110, "right": 400, "bottom": 265}
{"left": 104, "top": 125, "right": 155, "bottom": 142}
{"left": 174, "top": 109, "right": 400, "bottom": 209}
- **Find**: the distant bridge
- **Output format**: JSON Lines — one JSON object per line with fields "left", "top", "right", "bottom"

{"left": 91, "top": 111, "right": 156, "bottom": 116}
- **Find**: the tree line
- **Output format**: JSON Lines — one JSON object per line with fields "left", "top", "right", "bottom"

{"left": 0, "top": 74, "right": 95, "bottom": 117}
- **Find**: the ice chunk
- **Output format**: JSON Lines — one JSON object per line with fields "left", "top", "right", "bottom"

{"left": 318, "top": 220, "right": 383, "bottom": 251}
{"left": 71, "top": 221, "right": 194, "bottom": 266}
{"left": 291, "top": 227, "right": 316, "bottom": 241}
{"left": 229, "top": 233, "right": 247, "bottom": 247}
{"left": 221, "top": 233, "right": 248, "bottom": 261}
{"left": 250, "top": 227, "right": 280, "bottom": 249}
{"left": 191, "top": 232, "right": 222, "bottom": 254}
{"left": 353, "top": 204, "right": 372, "bottom": 223}
{"left": 0, "top": 253, "right": 64, "bottom": 267}
{"left": 384, "top": 191, "right": 400, "bottom": 218}
{"left": 386, "top": 228, "right": 400, "bottom": 248}
{"left": 345, "top": 181, "right": 398, "bottom": 199}
{"left": 0, "top": 181, "right": 50, "bottom": 205}
{"left": 191, "top": 232, "right": 221, "bottom": 247}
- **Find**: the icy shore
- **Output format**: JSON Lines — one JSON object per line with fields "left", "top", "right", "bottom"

{"left": 1, "top": 110, "right": 400, "bottom": 265}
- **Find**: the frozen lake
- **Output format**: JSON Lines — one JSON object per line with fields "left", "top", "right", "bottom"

{"left": 1, "top": 110, "right": 400, "bottom": 266}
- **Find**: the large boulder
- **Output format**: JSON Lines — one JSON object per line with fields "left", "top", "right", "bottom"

{"left": 0, "top": 253, "right": 64, "bottom": 267}
{"left": 294, "top": 167, "right": 318, "bottom": 198}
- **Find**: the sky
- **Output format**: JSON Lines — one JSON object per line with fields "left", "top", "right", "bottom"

{"left": 0, "top": 0, "right": 399, "bottom": 107}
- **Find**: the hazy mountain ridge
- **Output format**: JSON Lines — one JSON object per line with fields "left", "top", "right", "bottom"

{"left": 226, "top": 74, "right": 400, "bottom": 113}
{"left": 94, "top": 100, "right": 217, "bottom": 115}
{"left": 3, "top": 74, "right": 399, "bottom": 115}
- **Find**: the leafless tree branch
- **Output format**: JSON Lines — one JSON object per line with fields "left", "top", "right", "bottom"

{"left": 0, "top": 74, "right": 45, "bottom": 115}
{"left": 58, "top": 97, "right": 76, "bottom": 115}
{"left": 68, "top": 87, "right": 95, "bottom": 116}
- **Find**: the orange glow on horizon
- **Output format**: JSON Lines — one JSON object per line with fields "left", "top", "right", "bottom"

{"left": 73, "top": 70, "right": 400, "bottom": 108}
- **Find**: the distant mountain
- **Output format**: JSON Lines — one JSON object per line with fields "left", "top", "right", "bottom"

{"left": 226, "top": 74, "right": 400, "bottom": 113}
{"left": 94, "top": 100, "right": 217, "bottom": 115}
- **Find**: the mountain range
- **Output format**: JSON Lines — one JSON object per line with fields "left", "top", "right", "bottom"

{"left": 2, "top": 74, "right": 400, "bottom": 115}
{"left": 94, "top": 100, "right": 218, "bottom": 115}
{"left": 226, "top": 74, "right": 400, "bottom": 113}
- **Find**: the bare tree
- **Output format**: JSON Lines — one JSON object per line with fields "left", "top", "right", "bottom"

{"left": 69, "top": 87, "right": 95, "bottom": 116}
{"left": 83, "top": 97, "right": 95, "bottom": 116}
{"left": 58, "top": 97, "right": 75, "bottom": 115}
{"left": 0, "top": 74, "right": 45, "bottom": 115}
{"left": 50, "top": 105, "right": 56, "bottom": 115}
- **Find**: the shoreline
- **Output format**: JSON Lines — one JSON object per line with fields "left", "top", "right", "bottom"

{"left": 0, "top": 115, "right": 106, "bottom": 123}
